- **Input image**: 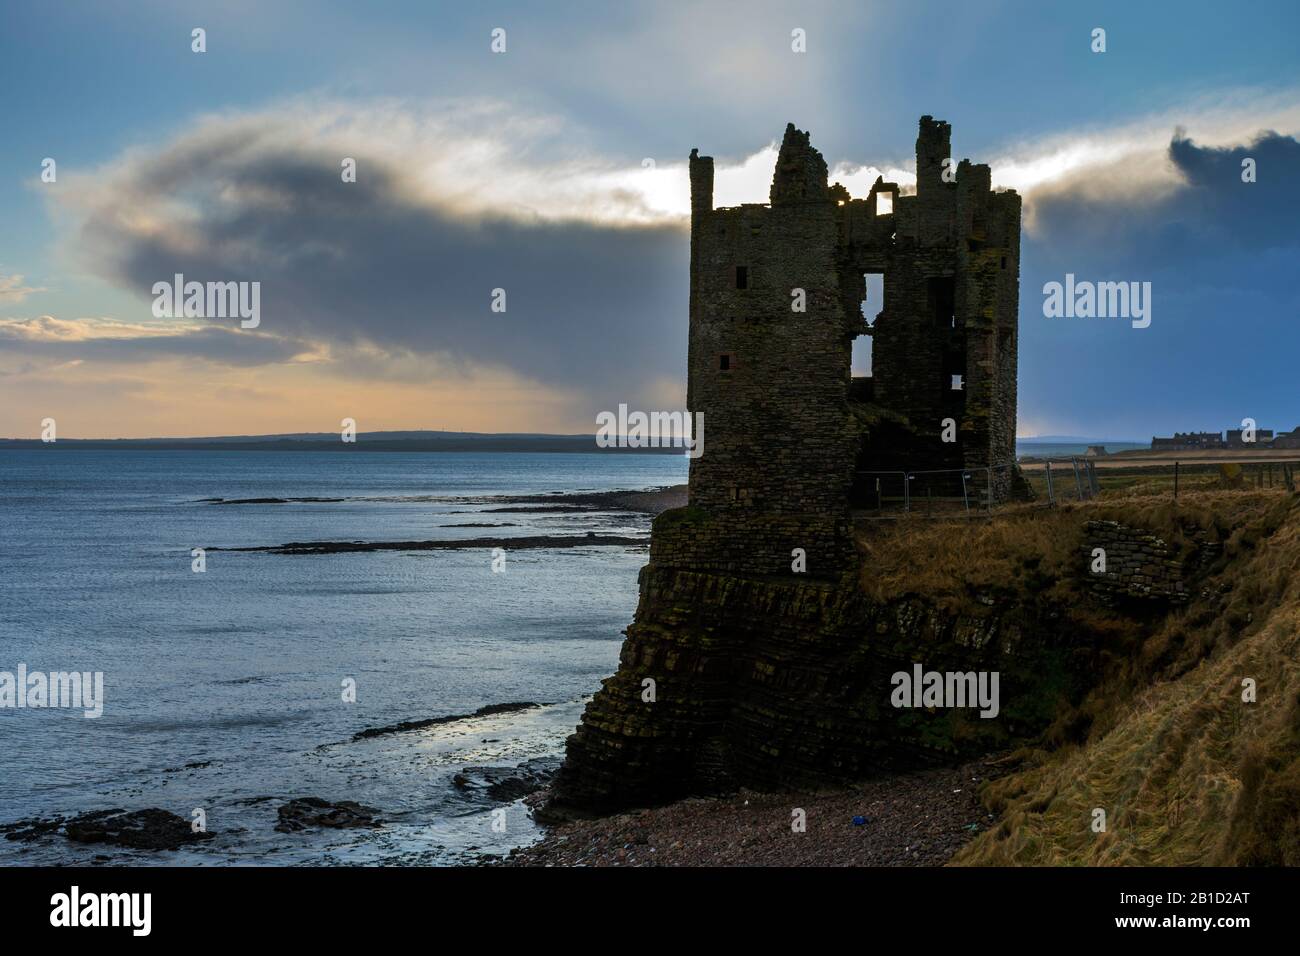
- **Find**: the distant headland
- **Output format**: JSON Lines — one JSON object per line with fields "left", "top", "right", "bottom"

{"left": 0, "top": 430, "right": 686, "bottom": 454}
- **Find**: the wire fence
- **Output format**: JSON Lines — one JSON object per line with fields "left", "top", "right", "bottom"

{"left": 1025, "top": 456, "right": 1300, "bottom": 503}
{"left": 854, "top": 456, "right": 1300, "bottom": 517}
{"left": 853, "top": 462, "right": 1024, "bottom": 517}
{"left": 1036, "top": 456, "right": 1102, "bottom": 504}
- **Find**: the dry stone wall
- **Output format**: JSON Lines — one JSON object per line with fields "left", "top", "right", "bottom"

{"left": 1081, "top": 519, "right": 1203, "bottom": 604}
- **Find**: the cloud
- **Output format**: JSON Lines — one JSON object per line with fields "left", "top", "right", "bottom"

{"left": 1015, "top": 127, "right": 1300, "bottom": 437}
{"left": 1167, "top": 129, "right": 1300, "bottom": 248}
{"left": 0, "top": 274, "right": 45, "bottom": 302}
{"left": 52, "top": 100, "right": 693, "bottom": 421}
{"left": 0, "top": 315, "right": 318, "bottom": 366}
{"left": 989, "top": 88, "right": 1300, "bottom": 231}
{"left": 47, "top": 90, "right": 1300, "bottom": 437}
{"left": 1028, "top": 129, "right": 1300, "bottom": 274}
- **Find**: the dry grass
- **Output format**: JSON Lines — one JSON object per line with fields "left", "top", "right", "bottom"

{"left": 857, "top": 509, "right": 1079, "bottom": 613}
{"left": 855, "top": 493, "right": 1281, "bottom": 612}
{"left": 946, "top": 494, "right": 1300, "bottom": 866}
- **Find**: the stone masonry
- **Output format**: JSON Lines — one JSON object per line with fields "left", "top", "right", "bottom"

{"left": 1081, "top": 519, "right": 1219, "bottom": 604}
{"left": 686, "top": 118, "right": 1022, "bottom": 578}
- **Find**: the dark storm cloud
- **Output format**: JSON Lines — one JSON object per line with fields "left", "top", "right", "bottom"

{"left": 68, "top": 127, "right": 689, "bottom": 413}
{"left": 1019, "top": 130, "right": 1300, "bottom": 436}
{"left": 60, "top": 110, "right": 1300, "bottom": 436}
{"left": 1031, "top": 130, "right": 1300, "bottom": 266}
{"left": 1166, "top": 130, "right": 1300, "bottom": 247}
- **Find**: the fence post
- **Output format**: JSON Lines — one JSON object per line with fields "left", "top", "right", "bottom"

{"left": 1072, "top": 457, "right": 1085, "bottom": 500}
{"left": 904, "top": 473, "right": 911, "bottom": 513}
{"left": 961, "top": 472, "right": 970, "bottom": 514}
{"left": 1045, "top": 460, "right": 1055, "bottom": 504}
{"left": 1088, "top": 460, "right": 1100, "bottom": 497}
{"left": 986, "top": 467, "right": 993, "bottom": 515}
{"left": 1174, "top": 461, "right": 1180, "bottom": 500}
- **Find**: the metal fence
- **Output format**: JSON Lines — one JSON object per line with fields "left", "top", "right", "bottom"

{"left": 1036, "top": 456, "right": 1102, "bottom": 504}
{"left": 1027, "top": 456, "right": 1300, "bottom": 503}
{"left": 853, "top": 462, "right": 1024, "bottom": 516}
{"left": 855, "top": 457, "right": 1300, "bottom": 517}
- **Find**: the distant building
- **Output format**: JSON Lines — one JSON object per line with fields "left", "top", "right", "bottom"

{"left": 1274, "top": 427, "right": 1300, "bottom": 450}
{"left": 1084, "top": 445, "right": 1108, "bottom": 457}
{"left": 1226, "top": 428, "right": 1275, "bottom": 448}
{"left": 1151, "top": 431, "right": 1224, "bottom": 451}
{"left": 1151, "top": 428, "right": 1293, "bottom": 451}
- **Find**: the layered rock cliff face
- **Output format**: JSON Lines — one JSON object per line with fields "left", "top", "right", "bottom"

{"left": 543, "top": 501, "right": 1239, "bottom": 821}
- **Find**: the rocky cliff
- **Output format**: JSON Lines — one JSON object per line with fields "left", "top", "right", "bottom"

{"left": 543, "top": 497, "right": 1275, "bottom": 824}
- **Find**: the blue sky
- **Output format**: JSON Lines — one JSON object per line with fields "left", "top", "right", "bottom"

{"left": 2, "top": 1, "right": 1298, "bottom": 438}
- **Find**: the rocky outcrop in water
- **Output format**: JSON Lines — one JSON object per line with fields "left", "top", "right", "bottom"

{"left": 453, "top": 757, "right": 561, "bottom": 803}
{"left": 274, "top": 798, "right": 382, "bottom": 832}
{"left": 352, "top": 701, "right": 540, "bottom": 741}
{"left": 2, "top": 808, "right": 213, "bottom": 850}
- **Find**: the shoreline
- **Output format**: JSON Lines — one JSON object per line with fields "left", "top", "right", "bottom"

{"left": 1, "top": 697, "right": 586, "bottom": 865}
{"left": 500, "top": 758, "right": 1005, "bottom": 867}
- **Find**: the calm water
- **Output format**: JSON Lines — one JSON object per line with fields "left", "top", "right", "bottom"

{"left": 1015, "top": 441, "right": 1147, "bottom": 459}
{"left": 0, "top": 450, "right": 687, "bottom": 865}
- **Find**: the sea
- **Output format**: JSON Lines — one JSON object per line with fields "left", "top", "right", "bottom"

{"left": 0, "top": 450, "right": 688, "bottom": 865}
{"left": 1015, "top": 440, "right": 1148, "bottom": 459}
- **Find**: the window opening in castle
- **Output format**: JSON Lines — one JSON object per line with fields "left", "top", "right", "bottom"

{"left": 929, "top": 276, "right": 956, "bottom": 328}
{"left": 862, "top": 273, "right": 884, "bottom": 323}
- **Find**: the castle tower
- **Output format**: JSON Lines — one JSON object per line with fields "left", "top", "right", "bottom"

{"left": 543, "top": 117, "right": 1023, "bottom": 821}
{"left": 684, "top": 124, "right": 857, "bottom": 577}
{"left": 680, "top": 117, "right": 1020, "bottom": 575}
{"left": 851, "top": 116, "right": 1021, "bottom": 499}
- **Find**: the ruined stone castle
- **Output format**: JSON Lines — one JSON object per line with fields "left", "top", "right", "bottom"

{"left": 542, "top": 119, "right": 1025, "bottom": 818}
{"left": 685, "top": 117, "right": 1022, "bottom": 576}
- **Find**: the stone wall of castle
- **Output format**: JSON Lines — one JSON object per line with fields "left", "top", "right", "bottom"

{"left": 686, "top": 129, "right": 860, "bottom": 575}
{"left": 688, "top": 117, "right": 1022, "bottom": 530}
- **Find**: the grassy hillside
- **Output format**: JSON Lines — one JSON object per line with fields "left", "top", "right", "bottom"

{"left": 857, "top": 492, "right": 1300, "bottom": 865}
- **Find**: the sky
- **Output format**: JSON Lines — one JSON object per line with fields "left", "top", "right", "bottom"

{"left": 1, "top": 0, "right": 1298, "bottom": 440}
